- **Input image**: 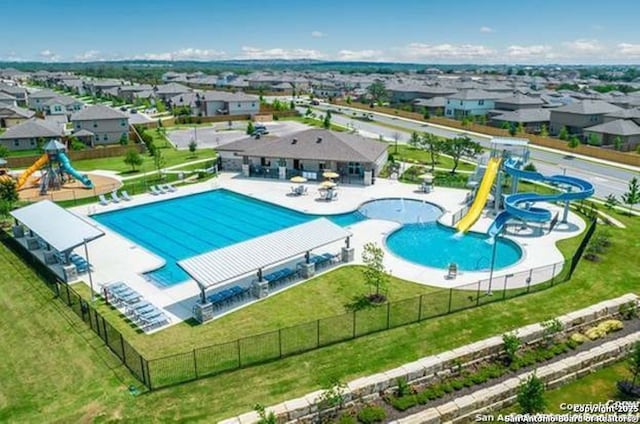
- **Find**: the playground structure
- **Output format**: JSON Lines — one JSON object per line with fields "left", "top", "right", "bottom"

{"left": 0, "top": 158, "right": 11, "bottom": 184}
{"left": 455, "top": 137, "right": 594, "bottom": 237}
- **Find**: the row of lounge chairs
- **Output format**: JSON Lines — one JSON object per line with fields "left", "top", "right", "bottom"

{"left": 290, "top": 185, "right": 308, "bottom": 196}
{"left": 149, "top": 184, "right": 177, "bottom": 196}
{"left": 206, "top": 285, "right": 249, "bottom": 310}
{"left": 318, "top": 189, "right": 338, "bottom": 201}
{"left": 99, "top": 190, "right": 131, "bottom": 206}
{"left": 69, "top": 252, "right": 90, "bottom": 273}
{"left": 103, "top": 282, "right": 170, "bottom": 330}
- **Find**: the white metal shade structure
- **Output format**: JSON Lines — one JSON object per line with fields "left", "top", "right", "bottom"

{"left": 178, "top": 218, "right": 352, "bottom": 302}
{"left": 10, "top": 200, "right": 104, "bottom": 252}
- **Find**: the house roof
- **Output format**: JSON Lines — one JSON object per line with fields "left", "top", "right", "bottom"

{"left": 44, "top": 95, "right": 81, "bottom": 107}
{"left": 584, "top": 119, "right": 640, "bottom": 136}
{"left": 71, "top": 104, "right": 127, "bottom": 121}
{"left": 0, "top": 118, "right": 62, "bottom": 139}
{"left": 491, "top": 109, "right": 551, "bottom": 123}
{"left": 0, "top": 105, "right": 35, "bottom": 119}
{"left": 119, "top": 84, "right": 153, "bottom": 93}
{"left": 230, "top": 129, "right": 388, "bottom": 163}
{"left": 29, "top": 89, "right": 58, "bottom": 99}
{"left": 413, "top": 97, "right": 447, "bottom": 107}
{"left": 447, "top": 89, "right": 504, "bottom": 100}
{"left": 0, "top": 91, "right": 16, "bottom": 101}
{"left": 155, "top": 82, "right": 191, "bottom": 94}
{"left": 605, "top": 108, "right": 640, "bottom": 120}
{"left": 170, "top": 90, "right": 258, "bottom": 106}
{"left": 552, "top": 100, "right": 622, "bottom": 115}
{"left": 495, "top": 93, "right": 544, "bottom": 106}
{"left": 73, "top": 129, "right": 95, "bottom": 137}
{"left": 0, "top": 84, "right": 27, "bottom": 96}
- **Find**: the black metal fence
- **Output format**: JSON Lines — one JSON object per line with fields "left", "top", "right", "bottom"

{"left": 1, "top": 216, "right": 597, "bottom": 391}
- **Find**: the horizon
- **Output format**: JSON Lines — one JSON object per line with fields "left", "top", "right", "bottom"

{"left": 2, "top": 0, "right": 640, "bottom": 65}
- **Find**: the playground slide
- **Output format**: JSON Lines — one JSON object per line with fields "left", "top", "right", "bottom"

{"left": 16, "top": 154, "right": 48, "bottom": 189}
{"left": 455, "top": 156, "right": 502, "bottom": 233}
{"left": 486, "top": 159, "right": 594, "bottom": 236}
{"left": 58, "top": 152, "right": 93, "bottom": 188}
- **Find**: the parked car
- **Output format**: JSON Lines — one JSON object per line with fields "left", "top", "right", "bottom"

{"left": 130, "top": 109, "right": 138, "bottom": 114}
{"left": 310, "top": 100, "right": 320, "bottom": 106}
{"left": 119, "top": 106, "right": 128, "bottom": 111}
{"left": 252, "top": 125, "right": 268, "bottom": 136}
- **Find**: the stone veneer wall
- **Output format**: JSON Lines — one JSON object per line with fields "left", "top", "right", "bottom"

{"left": 219, "top": 293, "right": 638, "bottom": 424}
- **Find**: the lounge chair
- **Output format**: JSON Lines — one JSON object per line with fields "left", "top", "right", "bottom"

{"left": 156, "top": 185, "right": 166, "bottom": 194}
{"left": 110, "top": 191, "right": 121, "bottom": 203}
{"left": 331, "top": 190, "right": 338, "bottom": 200}
{"left": 121, "top": 191, "right": 131, "bottom": 201}
{"left": 446, "top": 263, "right": 458, "bottom": 280}
{"left": 149, "top": 186, "right": 160, "bottom": 196}
{"left": 98, "top": 194, "right": 109, "bottom": 206}
{"left": 166, "top": 183, "right": 177, "bottom": 192}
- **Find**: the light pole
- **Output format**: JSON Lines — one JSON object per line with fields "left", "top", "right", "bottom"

{"left": 486, "top": 230, "right": 501, "bottom": 296}
{"left": 83, "top": 238, "right": 95, "bottom": 302}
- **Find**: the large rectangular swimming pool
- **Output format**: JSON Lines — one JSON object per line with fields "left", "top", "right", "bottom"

{"left": 93, "top": 189, "right": 363, "bottom": 286}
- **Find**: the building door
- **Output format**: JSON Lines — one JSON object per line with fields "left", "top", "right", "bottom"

{"left": 293, "top": 159, "right": 300, "bottom": 170}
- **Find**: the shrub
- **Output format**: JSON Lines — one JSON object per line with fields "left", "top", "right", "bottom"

{"left": 471, "top": 370, "right": 489, "bottom": 385}
{"left": 599, "top": 319, "right": 624, "bottom": 333}
{"left": 517, "top": 374, "right": 546, "bottom": 413}
{"left": 356, "top": 405, "right": 386, "bottom": 423}
{"left": 485, "top": 364, "right": 506, "bottom": 379}
{"left": 619, "top": 301, "right": 638, "bottom": 320}
{"left": 395, "top": 377, "right": 411, "bottom": 397}
{"left": 388, "top": 395, "right": 417, "bottom": 411}
{"left": 451, "top": 379, "right": 465, "bottom": 391}
{"left": 617, "top": 380, "right": 640, "bottom": 398}
{"left": 336, "top": 413, "right": 358, "bottom": 424}
{"left": 440, "top": 382, "right": 454, "bottom": 393}
{"left": 584, "top": 326, "right": 607, "bottom": 340}
{"left": 503, "top": 332, "right": 522, "bottom": 365}
{"left": 541, "top": 318, "right": 564, "bottom": 346}
{"left": 462, "top": 376, "right": 475, "bottom": 387}
{"left": 566, "top": 339, "right": 579, "bottom": 350}
{"left": 570, "top": 333, "right": 589, "bottom": 344}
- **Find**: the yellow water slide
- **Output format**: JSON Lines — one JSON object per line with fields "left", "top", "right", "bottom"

{"left": 16, "top": 154, "right": 49, "bottom": 189}
{"left": 455, "top": 157, "right": 502, "bottom": 233}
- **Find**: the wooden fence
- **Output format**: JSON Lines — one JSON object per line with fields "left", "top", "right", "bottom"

{"left": 6, "top": 144, "right": 144, "bottom": 168}
{"left": 333, "top": 100, "right": 640, "bottom": 167}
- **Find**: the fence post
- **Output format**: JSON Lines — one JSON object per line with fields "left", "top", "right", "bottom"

{"left": 417, "top": 295, "right": 423, "bottom": 322}
{"left": 65, "top": 284, "right": 71, "bottom": 306}
{"left": 502, "top": 276, "right": 508, "bottom": 300}
{"left": 352, "top": 310, "right": 357, "bottom": 338}
{"left": 316, "top": 319, "right": 320, "bottom": 347}
{"left": 475, "top": 281, "right": 481, "bottom": 306}
{"left": 386, "top": 302, "right": 391, "bottom": 329}
{"left": 142, "top": 356, "right": 150, "bottom": 389}
{"left": 447, "top": 288, "right": 453, "bottom": 314}
{"left": 120, "top": 334, "right": 126, "bottom": 362}
{"left": 193, "top": 348, "right": 198, "bottom": 379}
{"left": 237, "top": 339, "right": 241, "bottom": 367}
{"left": 102, "top": 317, "right": 109, "bottom": 344}
{"left": 278, "top": 328, "right": 283, "bottom": 358}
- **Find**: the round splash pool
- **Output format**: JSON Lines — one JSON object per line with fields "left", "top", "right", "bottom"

{"left": 356, "top": 198, "right": 522, "bottom": 271}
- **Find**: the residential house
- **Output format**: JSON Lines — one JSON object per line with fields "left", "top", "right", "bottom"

{"left": 87, "top": 79, "right": 122, "bottom": 96}
{"left": 217, "top": 129, "right": 388, "bottom": 185}
{"left": 0, "top": 118, "right": 63, "bottom": 151}
{"left": 169, "top": 91, "right": 260, "bottom": 117}
{"left": 0, "top": 105, "right": 35, "bottom": 128}
{"left": 0, "top": 91, "right": 16, "bottom": 107}
{"left": 444, "top": 90, "right": 504, "bottom": 118}
{"left": 0, "top": 84, "right": 28, "bottom": 106}
{"left": 312, "top": 83, "right": 344, "bottom": 99}
{"left": 493, "top": 93, "right": 544, "bottom": 111}
{"left": 71, "top": 105, "right": 129, "bottom": 146}
{"left": 27, "top": 89, "right": 58, "bottom": 111}
{"left": 388, "top": 84, "right": 458, "bottom": 103}
{"left": 549, "top": 100, "right": 622, "bottom": 136}
{"left": 43, "top": 95, "right": 84, "bottom": 117}
{"left": 155, "top": 83, "right": 191, "bottom": 102}
{"left": 490, "top": 109, "right": 551, "bottom": 133}
{"left": 412, "top": 97, "right": 446, "bottom": 115}
{"left": 118, "top": 85, "right": 154, "bottom": 102}
{"left": 583, "top": 119, "right": 640, "bottom": 150}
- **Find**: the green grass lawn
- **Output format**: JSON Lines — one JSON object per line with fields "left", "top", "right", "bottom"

{"left": 281, "top": 116, "right": 348, "bottom": 132}
{"left": 0, "top": 209, "right": 638, "bottom": 421}
{"left": 391, "top": 145, "right": 476, "bottom": 172}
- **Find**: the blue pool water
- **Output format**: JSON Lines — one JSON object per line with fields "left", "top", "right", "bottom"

{"left": 93, "top": 190, "right": 365, "bottom": 285}
{"left": 93, "top": 191, "right": 522, "bottom": 286}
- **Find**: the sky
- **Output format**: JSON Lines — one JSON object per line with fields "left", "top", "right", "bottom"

{"left": 2, "top": 0, "right": 640, "bottom": 64}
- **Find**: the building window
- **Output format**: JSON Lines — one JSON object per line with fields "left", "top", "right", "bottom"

{"left": 121, "top": 120, "right": 126, "bottom": 127}
{"left": 237, "top": 103, "right": 241, "bottom": 108}
{"left": 76, "top": 124, "right": 81, "bottom": 129}
{"left": 14, "top": 140, "right": 19, "bottom": 147}
{"left": 479, "top": 100, "right": 484, "bottom": 105}
{"left": 460, "top": 101, "right": 463, "bottom": 106}
{"left": 348, "top": 162, "right": 362, "bottom": 175}
{"left": 93, "top": 121, "right": 98, "bottom": 128}
{"left": 103, "top": 134, "right": 108, "bottom": 141}
{"left": 252, "top": 103, "right": 256, "bottom": 107}
{"left": 30, "top": 140, "right": 36, "bottom": 146}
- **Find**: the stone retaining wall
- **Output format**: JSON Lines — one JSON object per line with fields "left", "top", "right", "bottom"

{"left": 219, "top": 293, "right": 638, "bottom": 424}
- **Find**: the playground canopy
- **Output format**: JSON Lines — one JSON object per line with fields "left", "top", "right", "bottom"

{"left": 10, "top": 200, "right": 104, "bottom": 252}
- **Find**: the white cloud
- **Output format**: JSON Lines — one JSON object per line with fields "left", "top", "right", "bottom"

{"left": 75, "top": 50, "right": 101, "bottom": 61}
{"left": 399, "top": 43, "right": 496, "bottom": 61}
{"left": 311, "top": 30, "right": 326, "bottom": 38}
{"left": 506, "top": 45, "right": 553, "bottom": 59}
{"left": 133, "top": 48, "right": 227, "bottom": 61}
{"left": 562, "top": 39, "right": 603, "bottom": 54}
{"left": 39, "top": 49, "right": 61, "bottom": 61}
{"left": 338, "top": 49, "right": 383, "bottom": 61}
{"left": 238, "top": 46, "right": 326, "bottom": 60}
{"left": 617, "top": 43, "right": 640, "bottom": 56}
{"left": 479, "top": 26, "right": 494, "bottom": 33}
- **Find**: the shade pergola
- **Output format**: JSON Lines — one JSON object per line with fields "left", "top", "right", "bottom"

{"left": 10, "top": 200, "right": 104, "bottom": 252}
{"left": 178, "top": 218, "right": 352, "bottom": 303}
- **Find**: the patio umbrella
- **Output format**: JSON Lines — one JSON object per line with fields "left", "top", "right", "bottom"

{"left": 320, "top": 181, "right": 337, "bottom": 189}
{"left": 322, "top": 171, "right": 340, "bottom": 179}
{"left": 290, "top": 176, "right": 307, "bottom": 183}
{"left": 418, "top": 173, "right": 434, "bottom": 182}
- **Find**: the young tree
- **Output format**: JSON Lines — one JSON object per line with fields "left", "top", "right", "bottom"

{"left": 361, "top": 242, "right": 389, "bottom": 303}
{"left": 188, "top": 139, "right": 198, "bottom": 156}
{"left": 367, "top": 81, "right": 387, "bottom": 104}
{"left": 154, "top": 148, "right": 166, "bottom": 175}
{"left": 621, "top": 176, "right": 640, "bottom": 214}
{"left": 508, "top": 123, "right": 517, "bottom": 136}
{"left": 587, "top": 133, "right": 601, "bottom": 146}
{"left": 568, "top": 135, "right": 580, "bottom": 148}
{"left": 517, "top": 374, "right": 546, "bottom": 414}
{"left": 516, "top": 122, "right": 525, "bottom": 134}
{"left": 246, "top": 121, "right": 255, "bottom": 135}
{"left": 420, "top": 133, "right": 443, "bottom": 173}
{"left": 540, "top": 124, "right": 549, "bottom": 137}
{"left": 322, "top": 111, "right": 332, "bottom": 129}
{"left": 558, "top": 126, "right": 569, "bottom": 141}
{"left": 440, "top": 135, "right": 482, "bottom": 174}
{"left": 123, "top": 149, "right": 143, "bottom": 172}
{"left": 119, "top": 133, "right": 129, "bottom": 146}
{"left": 422, "top": 107, "right": 430, "bottom": 120}
{"left": 502, "top": 332, "right": 522, "bottom": 365}
{"left": 604, "top": 194, "right": 619, "bottom": 210}
{"left": 0, "top": 144, "right": 9, "bottom": 159}
{"left": 614, "top": 136, "right": 623, "bottom": 151}
{"left": 408, "top": 131, "right": 421, "bottom": 149}
{"left": 392, "top": 132, "right": 401, "bottom": 154}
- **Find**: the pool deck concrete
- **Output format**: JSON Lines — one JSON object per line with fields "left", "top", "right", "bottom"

{"left": 68, "top": 173, "right": 585, "bottom": 330}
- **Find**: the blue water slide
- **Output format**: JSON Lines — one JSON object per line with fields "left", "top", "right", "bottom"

{"left": 487, "top": 159, "right": 594, "bottom": 234}
{"left": 58, "top": 152, "right": 93, "bottom": 188}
